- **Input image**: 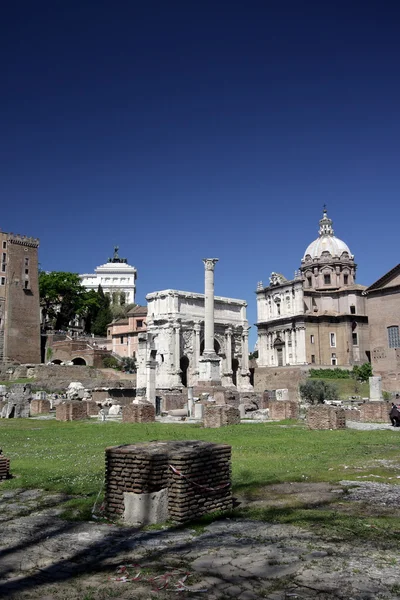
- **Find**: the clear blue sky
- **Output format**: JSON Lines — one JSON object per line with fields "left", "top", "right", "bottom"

{"left": 2, "top": 1, "right": 400, "bottom": 349}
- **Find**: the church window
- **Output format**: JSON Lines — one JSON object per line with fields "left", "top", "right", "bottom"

{"left": 311, "top": 354, "right": 316, "bottom": 363}
{"left": 324, "top": 274, "right": 331, "bottom": 285}
{"left": 352, "top": 332, "right": 358, "bottom": 346}
{"left": 344, "top": 274, "right": 349, "bottom": 284}
{"left": 331, "top": 353, "right": 337, "bottom": 366}
{"left": 388, "top": 326, "right": 400, "bottom": 348}
{"left": 350, "top": 305, "right": 356, "bottom": 314}
{"left": 276, "top": 302, "right": 281, "bottom": 315}
{"left": 330, "top": 332, "right": 336, "bottom": 347}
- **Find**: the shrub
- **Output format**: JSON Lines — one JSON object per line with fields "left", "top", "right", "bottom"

{"left": 102, "top": 356, "right": 121, "bottom": 369}
{"left": 299, "top": 379, "right": 338, "bottom": 404}
{"left": 121, "top": 357, "right": 136, "bottom": 373}
{"left": 309, "top": 368, "right": 351, "bottom": 379}
{"left": 352, "top": 362, "right": 372, "bottom": 382}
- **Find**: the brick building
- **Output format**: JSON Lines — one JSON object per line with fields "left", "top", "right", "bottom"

{"left": 364, "top": 264, "right": 400, "bottom": 392}
{"left": 0, "top": 231, "right": 41, "bottom": 364}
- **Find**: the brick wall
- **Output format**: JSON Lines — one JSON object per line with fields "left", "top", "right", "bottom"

{"left": 0, "top": 455, "right": 10, "bottom": 480}
{"left": 163, "top": 393, "right": 187, "bottom": 412}
{"left": 105, "top": 441, "right": 232, "bottom": 523}
{"left": 344, "top": 408, "right": 361, "bottom": 422}
{"left": 269, "top": 400, "right": 299, "bottom": 420}
{"left": 30, "top": 399, "right": 51, "bottom": 415}
{"left": 203, "top": 404, "right": 240, "bottom": 428}
{"left": 306, "top": 405, "right": 346, "bottom": 429}
{"left": 91, "top": 388, "right": 137, "bottom": 404}
{"left": 56, "top": 401, "right": 88, "bottom": 421}
{"left": 254, "top": 366, "right": 309, "bottom": 399}
{"left": 82, "top": 401, "right": 100, "bottom": 416}
{"left": 359, "top": 401, "right": 391, "bottom": 423}
{"left": 122, "top": 402, "right": 155, "bottom": 423}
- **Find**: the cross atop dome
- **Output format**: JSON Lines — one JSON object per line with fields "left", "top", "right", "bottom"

{"left": 318, "top": 206, "right": 334, "bottom": 237}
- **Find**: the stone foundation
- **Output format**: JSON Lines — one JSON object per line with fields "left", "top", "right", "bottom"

{"left": 344, "top": 408, "right": 361, "bottom": 422}
{"left": 0, "top": 455, "right": 11, "bottom": 480}
{"left": 306, "top": 405, "right": 346, "bottom": 429}
{"left": 30, "top": 399, "right": 51, "bottom": 415}
{"left": 122, "top": 402, "right": 155, "bottom": 423}
{"left": 269, "top": 400, "right": 299, "bottom": 420}
{"left": 91, "top": 388, "right": 137, "bottom": 404}
{"left": 203, "top": 404, "right": 240, "bottom": 428}
{"left": 359, "top": 401, "right": 391, "bottom": 423}
{"left": 163, "top": 393, "right": 187, "bottom": 412}
{"left": 56, "top": 402, "right": 88, "bottom": 421}
{"left": 83, "top": 401, "right": 100, "bottom": 416}
{"left": 105, "top": 440, "right": 232, "bottom": 524}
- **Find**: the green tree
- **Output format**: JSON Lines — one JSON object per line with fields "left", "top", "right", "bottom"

{"left": 352, "top": 362, "right": 372, "bottom": 382}
{"left": 299, "top": 379, "right": 338, "bottom": 405}
{"left": 39, "top": 271, "right": 87, "bottom": 331}
{"left": 92, "top": 286, "right": 112, "bottom": 336}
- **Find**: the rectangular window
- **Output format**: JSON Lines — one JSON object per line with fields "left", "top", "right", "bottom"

{"left": 344, "top": 274, "right": 349, "bottom": 284}
{"left": 120, "top": 336, "right": 124, "bottom": 344}
{"left": 1, "top": 253, "right": 6, "bottom": 262}
{"left": 311, "top": 354, "right": 316, "bottom": 363}
{"left": 137, "top": 320, "right": 143, "bottom": 328}
{"left": 331, "top": 353, "right": 337, "bottom": 366}
{"left": 324, "top": 274, "right": 331, "bottom": 284}
{"left": 1, "top": 264, "right": 5, "bottom": 272}
{"left": 2, "top": 241, "right": 6, "bottom": 249}
{"left": 24, "top": 257, "right": 29, "bottom": 266}
{"left": 352, "top": 332, "right": 358, "bottom": 346}
{"left": 330, "top": 332, "right": 336, "bottom": 347}
{"left": 25, "top": 269, "right": 29, "bottom": 275}
{"left": 310, "top": 334, "right": 315, "bottom": 344}
{"left": 24, "top": 280, "right": 29, "bottom": 289}
{"left": 307, "top": 276, "right": 312, "bottom": 287}
{"left": 388, "top": 326, "right": 400, "bottom": 348}
{"left": 350, "top": 305, "right": 356, "bottom": 314}
{"left": 0, "top": 277, "right": 5, "bottom": 285}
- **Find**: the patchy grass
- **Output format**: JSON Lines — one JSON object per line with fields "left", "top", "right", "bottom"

{"left": 309, "top": 377, "right": 370, "bottom": 399}
{"left": 1, "top": 418, "right": 400, "bottom": 537}
{"left": 0, "top": 378, "right": 35, "bottom": 386}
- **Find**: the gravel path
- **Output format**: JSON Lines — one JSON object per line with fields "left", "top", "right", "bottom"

{"left": 1, "top": 484, "right": 400, "bottom": 600}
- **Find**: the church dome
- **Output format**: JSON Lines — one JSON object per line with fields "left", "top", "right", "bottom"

{"left": 302, "top": 209, "right": 353, "bottom": 261}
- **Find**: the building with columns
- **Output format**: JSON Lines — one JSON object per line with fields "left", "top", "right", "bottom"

{"left": 256, "top": 209, "right": 369, "bottom": 369}
{"left": 135, "top": 288, "right": 251, "bottom": 392}
{"left": 80, "top": 246, "right": 137, "bottom": 305}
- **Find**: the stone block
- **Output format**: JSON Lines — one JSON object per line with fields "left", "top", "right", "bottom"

{"left": 56, "top": 401, "right": 88, "bottom": 421}
{"left": 369, "top": 376, "right": 383, "bottom": 401}
{"left": 269, "top": 400, "right": 299, "bottom": 420}
{"left": 203, "top": 404, "right": 240, "bottom": 428}
{"left": 275, "top": 388, "right": 289, "bottom": 401}
{"left": 123, "top": 488, "right": 169, "bottom": 525}
{"left": 30, "top": 399, "right": 51, "bottom": 415}
{"left": 306, "top": 405, "right": 346, "bottom": 429}
{"left": 194, "top": 403, "right": 204, "bottom": 419}
{"left": 359, "top": 401, "right": 391, "bottom": 423}
{"left": 122, "top": 402, "right": 155, "bottom": 423}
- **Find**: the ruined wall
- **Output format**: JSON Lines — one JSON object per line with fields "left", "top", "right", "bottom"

{"left": 30, "top": 399, "right": 51, "bottom": 415}
{"left": 269, "top": 400, "right": 299, "bottom": 420}
{"left": 359, "top": 401, "right": 391, "bottom": 423}
{"left": 122, "top": 403, "right": 155, "bottom": 423}
{"left": 254, "top": 366, "right": 308, "bottom": 399}
{"left": 203, "top": 404, "right": 240, "bottom": 428}
{"left": 344, "top": 407, "right": 361, "bottom": 422}
{"left": 56, "top": 402, "right": 88, "bottom": 421}
{"left": 306, "top": 405, "right": 346, "bottom": 429}
{"left": 105, "top": 441, "right": 232, "bottom": 523}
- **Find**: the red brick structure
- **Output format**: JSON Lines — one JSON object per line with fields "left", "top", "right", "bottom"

{"left": 30, "top": 399, "right": 51, "bottom": 415}
{"left": 306, "top": 405, "right": 346, "bottom": 429}
{"left": 56, "top": 402, "right": 88, "bottom": 421}
{"left": 0, "top": 454, "right": 11, "bottom": 480}
{"left": 122, "top": 402, "right": 155, "bottom": 423}
{"left": 344, "top": 407, "right": 361, "bottom": 422}
{"left": 50, "top": 339, "right": 111, "bottom": 368}
{"left": 0, "top": 231, "right": 40, "bottom": 364}
{"left": 203, "top": 404, "right": 240, "bottom": 428}
{"left": 269, "top": 400, "right": 299, "bottom": 420}
{"left": 105, "top": 441, "right": 232, "bottom": 523}
{"left": 364, "top": 264, "right": 400, "bottom": 392}
{"left": 359, "top": 401, "right": 391, "bottom": 423}
{"left": 83, "top": 401, "right": 100, "bottom": 416}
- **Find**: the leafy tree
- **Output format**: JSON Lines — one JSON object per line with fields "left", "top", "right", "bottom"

{"left": 109, "top": 302, "right": 136, "bottom": 320}
{"left": 299, "top": 379, "right": 338, "bottom": 405}
{"left": 352, "top": 362, "right": 372, "bottom": 382}
{"left": 102, "top": 356, "right": 121, "bottom": 369}
{"left": 92, "top": 286, "right": 112, "bottom": 336}
{"left": 121, "top": 356, "right": 136, "bottom": 373}
{"left": 39, "top": 271, "right": 87, "bottom": 331}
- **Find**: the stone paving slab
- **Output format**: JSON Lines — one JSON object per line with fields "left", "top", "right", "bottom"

{"left": 0, "top": 487, "right": 400, "bottom": 599}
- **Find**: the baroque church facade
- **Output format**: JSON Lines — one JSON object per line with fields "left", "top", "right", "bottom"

{"left": 256, "top": 210, "right": 369, "bottom": 369}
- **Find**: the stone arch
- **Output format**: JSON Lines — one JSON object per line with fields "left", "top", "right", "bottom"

{"left": 200, "top": 339, "right": 221, "bottom": 355}
{"left": 232, "top": 358, "right": 239, "bottom": 386}
{"left": 71, "top": 357, "right": 87, "bottom": 366}
{"left": 51, "top": 359, "right": 63, "bottom": 365}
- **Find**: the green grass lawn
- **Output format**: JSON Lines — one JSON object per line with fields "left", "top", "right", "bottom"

{"left": 310, "top": 377, "right": 370, "bottom": 399}
{"left": 1, "top": 418, "right": 400, "bottom": 543}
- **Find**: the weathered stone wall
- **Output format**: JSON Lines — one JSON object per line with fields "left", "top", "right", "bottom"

{"left": 269, "top": 400, "right": 299, "bottom": 420}
{"left": 0, "top": 455, "right": 10, "bottom": 480}
{"left": 203, "top": 404, "right": 240, "bottom": 428}
{"left": 344, "top": 408, "right": 361, "bottom": 422}
{"left": 254, "top": 366, "right": 309, "bottom": 399}
{"left": 91, "top": 388, "right": 137, "bottom": 404}
{"left": 359, "top": 401, "right": 391, "bottom": 423}
{"left": 306, "top": 405, "right": 346, "bottom": 429}
{"left": 30, "top": 399, "right": 51, "bottom": 415}
{"left": 163, "top": 393, "right": 187, "bottom": 412}
{"left": 122, "top": 403, "right": 155, "bottom": 423}
{"left": 56, "top": 402, "right": 88, "bottom": 421}
{"left": 105, "top": 441, "right": 232, "bottom": 523}
{"left": 82, "top": 401, "right": 100, "bottom": 416}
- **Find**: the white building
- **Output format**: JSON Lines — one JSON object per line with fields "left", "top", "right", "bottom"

{"left": 136, "top": 289, "right": 252, "bottom": 391}
{"left": 80, "top": 247, "right": 137, "bottom": 305}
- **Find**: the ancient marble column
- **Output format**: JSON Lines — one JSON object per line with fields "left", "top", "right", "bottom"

{"left": 192, "top": 321, "right": 201, "bottom": 376}
{"left": 198, "top": 258, "right": 221, "bottom": 385}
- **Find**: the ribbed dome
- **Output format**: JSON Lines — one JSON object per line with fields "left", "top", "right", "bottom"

{"left": 302, "top": 209, "right": 353, "bottom": 261}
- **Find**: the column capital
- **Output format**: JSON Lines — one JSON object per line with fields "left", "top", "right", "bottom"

{"left": 203, "top": 258, "right": 219, "bottom": 271}
{"left": 225, "top": 326, "right": 233, "bottom": 336}
{"left": 194, "top": 321, "right": 202, "bottom": 332}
